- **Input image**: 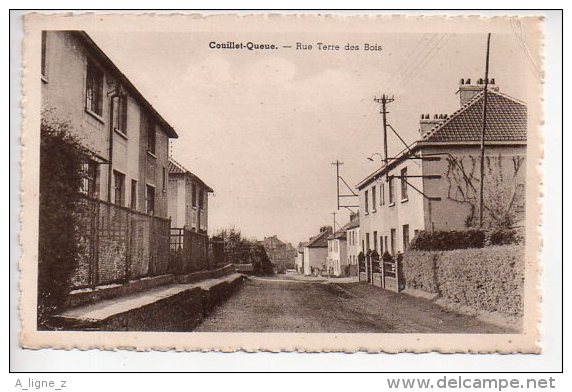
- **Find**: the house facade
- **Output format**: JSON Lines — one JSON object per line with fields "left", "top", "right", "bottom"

{"left": 345, "top": 213, "right": 361, "bottom": 276}
{"left": 295, "top": 242, "right": 306, "bottom": 274}
{"left": 356, "top": 79, "right": 527, "bottom": 256}
{"left": 167, "top": 158, "right": 213, "bottom": 233}
{"left": 326, "top": 229, "right": 347, "bottom": 277}
{"left": 302, "top": 226, "right": 332, "bottom": 276}
{"left": 41, "top": 30, "right": 178, "bottom": 218}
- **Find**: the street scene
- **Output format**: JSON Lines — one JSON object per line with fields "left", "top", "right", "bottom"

{"left": 28, "top": 14, "right": 541, "bottom": 347}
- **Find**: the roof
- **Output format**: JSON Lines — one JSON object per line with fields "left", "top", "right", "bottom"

{"left": 328, "top": 229, "right": 347, "bottom": 240}
{"left": 305, "top": 229, "right": 331, "bottom": 248}
{"left": 345, "top": 215, "right": 360, "bottom": 230}
{"left": 356, "top": 89, "right": 527, "bottom": 190}
{"left": 168, "top": 158, "right": 214, "bottom": 192}
{"left": 75, "top": 32, "right": 178, "bottom": 139}
{"left": 422, "top": 90, "right": 527, "bottom": 142}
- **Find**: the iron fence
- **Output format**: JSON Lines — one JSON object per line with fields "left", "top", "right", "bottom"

{"left": 73, "top": 196, "right": 172, "bottom": 289}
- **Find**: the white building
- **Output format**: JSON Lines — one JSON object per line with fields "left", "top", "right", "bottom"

{"left": 345, "top": 214, "right": 361, "bottom": 276}
{"left": 302, "top": 226, "right": 332, "bottom": 276}
{"left": 327, "top": 229, "right": 348, "bottom": 277}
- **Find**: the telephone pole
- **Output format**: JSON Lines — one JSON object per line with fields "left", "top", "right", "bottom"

{"left": 331, "top": 160, "right": 343, "bottom": 209}
{"left": 479, "top": 33, "right": 491, "bottom": 228}
{"left": 331, "top": 212, "right": 337, "bottom": 232}
{"left": 374, "top": 94, "right": 395, "bottom": 181}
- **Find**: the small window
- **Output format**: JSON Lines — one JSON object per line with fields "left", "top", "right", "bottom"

{"left": 403, "top": 224, "right": 410, "bottom": 251}
{"left": 364, "top": 190, "right": 369, "bottom": 213}
{"left": 41, "top": 31, "right": 47, "bottom": 78}
{"left": 371, "top": 186, "right": 377, "bottom": 211}
{"left": 130, "top": 179, "right": 137, "bottom": 209}
{"left": 146, "top": 118, "right": 156, "bottom": 155}
{"left": 365, "top": 233, "right": 370, "bottom": 252}
{"left": 86, "top": 63, "right": 103, "bottom": 116}
{"left": 390, "top": 229, "right": 396, "bottom": 255}
{"left": 113, "top": 171, "right": 125, "bottom": 206}
{"left": 192, "top": 183, "right": 197, "bottom": 207}
{"left": 146, "top": 185, "right": 155, "bottom": 215}
{"left": 380, "top": 235, "right": 384, "bottom": 254}
{"left": 401, "top": 167, "right": 408, "bottom": 200}
{"left": 373, "top": 231, "right": 378, "bottom": 253}
{"left": 162, "top": 167, "right": 167, "bottom": 193}
{"left": 388, "top": 176, "right": 395, "bottom": 204}
{"left": 199, "top": 188, "right": 204, "bottom": 209}
{"left": 112, "top": 94, "right": 128, "bottom": 134}
{"left": 81, "top": 160, "right": 99, "bottom": 198}
{"left": 380, "top": 183, "right": 385, "bottom": 206}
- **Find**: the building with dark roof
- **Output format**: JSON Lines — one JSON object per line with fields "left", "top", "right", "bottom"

{"left": 302, "top": 226, "right": 332, "bottom": 275}
{"left": 356, "top": 79, "right": 527, "bottom": 256}
{"left": 167, "top": 158, "right": 213, "bottom": 233}
{"left": 345, "top": 213, "right": 361, "bottom": 276}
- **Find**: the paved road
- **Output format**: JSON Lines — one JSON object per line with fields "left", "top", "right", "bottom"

{"left": 195, "top": 276, "right": 516, "bottom": 333}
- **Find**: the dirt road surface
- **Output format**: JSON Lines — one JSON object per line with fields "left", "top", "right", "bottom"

{"left": 195, "top": 276, "right": 515, "bottom": 333}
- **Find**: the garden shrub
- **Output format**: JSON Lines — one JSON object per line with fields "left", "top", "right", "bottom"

{"left": 38, "top": 114, "right": 92, "bottom": 328}
{"left": 409, "top": 230, "right": 485, "bottom": 251}
{"left": 403, "top": 245, "right": 524, "bottom": 315}
{"left": 486, "top": 228, "right": 521, "bottom": 246}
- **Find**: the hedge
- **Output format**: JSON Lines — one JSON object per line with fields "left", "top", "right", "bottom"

{"left": 403, "top": 245, "right": 524, "bottom": 316}
{"left": 409, "top": 230, "right": 485, "bottom": 251}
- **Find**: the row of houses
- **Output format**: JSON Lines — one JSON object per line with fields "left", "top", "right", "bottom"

{"left": 41, "top": 31, "right": 215, "bottom": 286}
{"left": 297, "top": 78, "right": 527, "bottom": 278}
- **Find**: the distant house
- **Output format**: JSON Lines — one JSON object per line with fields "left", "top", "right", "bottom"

{"left": 356, "top": 78, "right": 527, "bottom": 256}
{"left": 167, "top": 158, "right": 213, "bottom": 233}
{"left": 345, "top": 213, "right": 361, "bottom": 276}
{"left": 41, "top": 31, "right": 178, "bottom": 218}
{"left": 259, "top": 235, "right": 297, "bottom": 272}
{"left": 326, "top": 227, "right": 348, "bottom": 277}
{"left": 302, "top": 226, "right": 332, "bottom": 276}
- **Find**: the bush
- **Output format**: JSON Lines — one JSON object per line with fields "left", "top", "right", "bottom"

{"left": 38, "top": 114, "right": 92, "bottom": 328}
{"left": 486, "top": 228, "right": 521, "bottom": 246}
{"left": 403, "top": 245, "right": 525, "bottom": 315}
{"left": 409, "top": 230, "right": 485, "bottom": 251}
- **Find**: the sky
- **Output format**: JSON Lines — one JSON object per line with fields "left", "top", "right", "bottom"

{"left": 87, "top": 18, "right": 541, "bottom": 246}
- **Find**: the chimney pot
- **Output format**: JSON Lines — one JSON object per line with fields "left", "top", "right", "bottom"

{"left": 460, "top": 78, "right": 464, "bottom": 85}
{"left": 490, "top": 78, "right": 495, "bottom": 84}
{"left": 466, "top": 78, "right": 471, "bottom": 84}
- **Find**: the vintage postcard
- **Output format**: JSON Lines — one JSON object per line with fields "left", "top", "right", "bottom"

{"left": 19, "top": 12, "right": 543, "bottom": 352}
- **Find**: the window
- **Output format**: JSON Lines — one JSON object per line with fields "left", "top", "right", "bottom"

{"left": 390, "top": 229, "right": 396, "bottom": 255}
{"left": 364, "top": 190, "right": 369, "bottom": 213}
{"left": 384, "top": 236, "right": 388, "bottom": 254}
{"left": 192, "top": 183, "right": 197, "bottom": 208}
{"left": 112, "top": 94, "right": 128, "bottom": 134}
{"left": 371, "top": 186, "right": 377, "bottom": 211}
{"left": 401, "top": 167, "right": 408, "bottom": 200}
{"left": 146, "top": 118, "right": 156, "bottom": 155}
{"left": 162, "top": 167, "right": 167, "bottom": 193}
{"left": 41, "top": 31, "right": 47, "bottom": 78}
{"left": 380, "top": 183, "right": 385, "bottom": 206}
{"left": 113, "top": 171, "right": 125, "bottom": 206}
{"left": 130, "top": 180, "right": 137, "bottom": 209}
{"left": 199, "top": 188, "right": 204, "bottom": 209}
{"left": 388, "top": 176, "right": 395, "bottom": 204}
{"left": 146, "top": 185, "right": 155, "bottom": 215}
{"left": 403, "top": 224, "right": 410, "bottom": 251}
{"left": 86, "top": 63, "right": 103, "bottom": 116}
{"left": 414, "top": 229, "right": 419, "bottom": 240}
{"left": 373, "top": 231, "right": 378, "bottom": 253}
{"left": 81, "top": 160, "right": 99, "bottom": 197}
{"left": 365, "top": 233, "right": 370, "bottom": 252}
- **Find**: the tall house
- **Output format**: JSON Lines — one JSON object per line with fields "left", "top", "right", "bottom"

{"left": 41, "top": 31, "right": 178, "bottom": 218}
{"left": 344, "top": 213, "right": 361, "bottom": 276}
{"left": 167, "top": 158, "right": 213, "bottom": 233}
{"left": 356, "top": 78, "right": 527, "bottom": 256}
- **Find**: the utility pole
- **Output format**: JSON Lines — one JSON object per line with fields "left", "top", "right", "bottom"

{"left": 331, "top": 160, "right": 344, "bottom": 209}
{"left": 374, "top": 94, "right": 395, "bottom": 181}
{"left": 479, "top": 33, "right": 491, "bottom": 228}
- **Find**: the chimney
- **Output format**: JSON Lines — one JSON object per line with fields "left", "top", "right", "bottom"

{"left": 419, "top": 113, "right": 447, "bottom": 138}
{"left": 320, "top": 226, "right": 333, "bottom": 234}
{"left": 349, "top": 211, "right": 359, "bottom": 221}
{"left": 458, "top": 77, "right": 499, "bottom": 107}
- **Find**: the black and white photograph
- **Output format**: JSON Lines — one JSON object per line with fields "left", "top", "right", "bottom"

{"left": 17, "top": 12, "right": 545, "bottom": 353}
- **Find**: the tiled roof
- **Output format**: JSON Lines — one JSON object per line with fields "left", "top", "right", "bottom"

{"left": 168, "top": 158, "right": 214, "bottom": 192}
{"left": 422, "top": 90, "right": 527, "bottom": 142}
{"left": 345, "top": 216, "right": 360, "bottom": 230}
{"left": 306, "top": 229, "right": 331, "bottom": 248}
